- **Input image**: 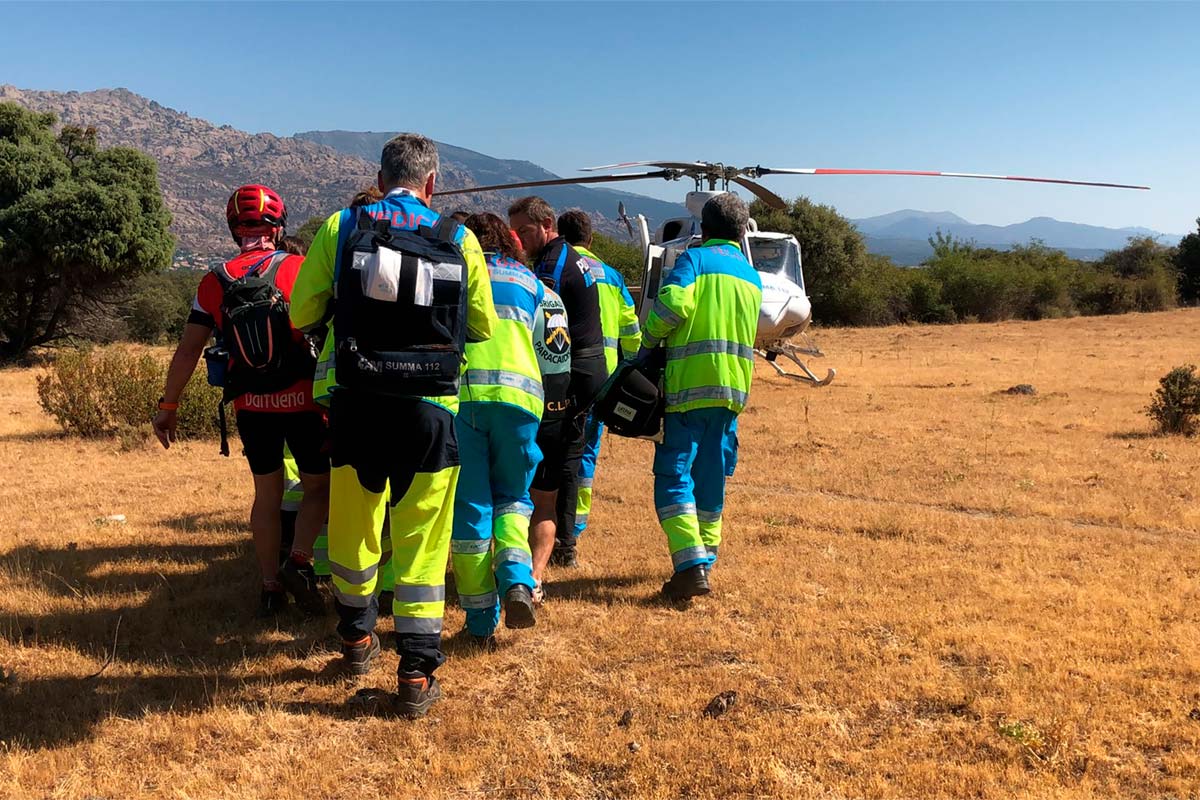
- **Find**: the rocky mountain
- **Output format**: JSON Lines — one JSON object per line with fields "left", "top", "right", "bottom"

{"left": 295, "top": 130, "right": 685, "bottom": 227}
{"left": 0, "top": 86, "right": 681, "bottom": 257}
{"left": 853, "top": 209, "right": 1181, "bottom": 265}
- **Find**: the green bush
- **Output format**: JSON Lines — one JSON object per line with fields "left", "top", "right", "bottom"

{"left": 1145, "top": 365, "right": 1200, "bottom": 435}
{"left": 36, "top": 345, "right": 228, "bottom": 439}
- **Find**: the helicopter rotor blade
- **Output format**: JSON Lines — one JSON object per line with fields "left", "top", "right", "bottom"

{"left": 730, "top": 176, "right": 788, "bottom": 210}
{"left": 581, "top": 160, "right": 707, "bottom": 172}
{"left": 433, "top": 170, "right": 673, "bottom": 197}
{"left": 755, "top": 167, "right": 1149, "bottom": 191}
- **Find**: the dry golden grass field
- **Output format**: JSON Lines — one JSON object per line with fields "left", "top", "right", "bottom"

{"left": 3, "top": 310, "right": 1200, "bottom": 799}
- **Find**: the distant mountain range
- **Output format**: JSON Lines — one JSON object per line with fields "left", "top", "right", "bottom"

{"left": 0, "top": 86, "right": 683, "bottom": 254}
{"left": 0, "top": 86, "right": 1174, "bottom": 266}
{"left": 295, "top": 131, "right": 684, "bottom": 228}
{"left": 853, "top": 209, "right": 1182, "bottom": 265}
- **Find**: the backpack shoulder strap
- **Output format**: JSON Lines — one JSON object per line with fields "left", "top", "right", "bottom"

{"left": 432, "top": 215, "right": 460, "bottom": 244}
{"left": 257, "top": 251, "right": 290, "bottom": 283}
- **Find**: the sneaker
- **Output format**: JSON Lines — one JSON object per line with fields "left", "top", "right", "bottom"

{"left": 280, "top": 558, "right": 326, "bottom": 616}
{"left": 259, "top": 587, "right": 288, "bottom": 617}
{"left": 531, "top": 580, "right": 545, "bottom": 607}
{"left": 549, "top": 546, "right": 579, "bottom": 568}
{"left": 503, "top": 585, "right": 537, "bottom": 629}
{"left": 661, "top": 564, "right": 711, "bottom": 602}
{"left": 396, "top": 670, "right": 442, "bottom": 718}
{"left": 341, "top": 632, "right": 380, "bottom": 676}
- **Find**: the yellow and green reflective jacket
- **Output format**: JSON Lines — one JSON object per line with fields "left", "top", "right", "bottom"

{"left": 290, "top": 190, "right": 496, "bottom": 415}
{"left": 642, "top": 240, "right": 762, "bottom": 414}
{"left": 458, "top": 253, "right": 545, "bottom": 420}
{"left": 575, "top": 246, "right": 639, "bottom": 373}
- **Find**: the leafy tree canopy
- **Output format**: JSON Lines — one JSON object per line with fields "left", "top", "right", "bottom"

{"left": 0, "top": 102, "right": 174, "bottom": 359}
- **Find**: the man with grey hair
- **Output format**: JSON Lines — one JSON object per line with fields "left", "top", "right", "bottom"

{"left": 291, "top": 132, "right": 498, "bottom": 716}
{"left": 638, "top": 192, "right": 762, "bottom": 602}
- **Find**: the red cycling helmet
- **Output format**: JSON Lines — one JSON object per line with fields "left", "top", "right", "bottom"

{"left": 226, "top": 184, "right": 287, "bottom": 241}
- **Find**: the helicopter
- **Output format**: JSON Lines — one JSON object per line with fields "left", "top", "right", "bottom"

{"left": 436, "top": 160, "right": 1149, "bottom": 386}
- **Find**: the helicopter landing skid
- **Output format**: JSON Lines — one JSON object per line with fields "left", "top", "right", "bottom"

{"left": 758, "top": 343, "right": 836, "bottom": 386}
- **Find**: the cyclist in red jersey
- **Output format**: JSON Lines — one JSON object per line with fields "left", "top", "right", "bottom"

{"left": 152, "top": 185, "right": 330, "bottom": 617}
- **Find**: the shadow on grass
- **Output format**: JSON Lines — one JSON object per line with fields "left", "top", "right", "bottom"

{"left": 0, "top": 534, "right": 339, "bottom": 749}
{"left": 548, "top": 573, "right": 648, "bottom": 606}
{"left": 0, "top": 428, "right": 68, "bottom": 444}
{"left": 1109, "top": 430, "right": 1163, "bottom": 441}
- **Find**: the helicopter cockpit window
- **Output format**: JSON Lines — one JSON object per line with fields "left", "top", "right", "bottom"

{"left": 749, "top": 239, "right": 804, "bottom": 289}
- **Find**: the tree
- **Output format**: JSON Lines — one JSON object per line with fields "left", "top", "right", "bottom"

{"left": 0, "top": 103, "right": 174, "bottom": 359}
{"left": 1175, "top": 218, "right": 1200, "bottom": 305}
{"left": 589, "top": 232, "right": 643, "bottom": 285}
{"left": 750, "top": 197, "right": 871, "bottom": 323}
{"left": 120, "top": 268, "right": 203, "bottom": 343}
{"left": 293, "top": 215, "right": 324, "bottom": 251}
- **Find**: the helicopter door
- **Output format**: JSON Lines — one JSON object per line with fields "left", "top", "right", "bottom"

{"left": 636, "top": 243, "right": 666, "bottom": 325}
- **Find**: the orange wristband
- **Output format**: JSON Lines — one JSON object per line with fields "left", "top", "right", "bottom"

{"left": 157, "top": 399, "right": 179, "bottom": 411}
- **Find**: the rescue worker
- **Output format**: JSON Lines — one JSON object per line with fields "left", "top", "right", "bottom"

{"left": 450, "top": 212, "right": 550, "bottom": 645}
{"left": 290, "top": 133, "right": 497, "bottom": 716}
{"left": 152, "top": 185, "right": 330, "bottom": 617}
{"left": 507, "top": 197, "right": 607, "bottom": 595}
{"left": 556, "top": 210, "right": 640, "bottom": 562}
{"left": 639, "top": 194, "right": 762, "bottom": 601}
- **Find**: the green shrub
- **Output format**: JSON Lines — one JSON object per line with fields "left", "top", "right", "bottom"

{"left": 36, "top": 345, "right": 228, "bottom": 439}
{"left": 1145, "top": 365, "right": 1200, "bottom": 435}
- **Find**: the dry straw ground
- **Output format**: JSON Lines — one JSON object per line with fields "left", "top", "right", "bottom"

{"left": 2, "top": 310, "right": 1200, "bottom": 799}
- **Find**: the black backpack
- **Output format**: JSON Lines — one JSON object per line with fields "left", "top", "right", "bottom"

{"left": 214, "top": 251, "right": 313, "bottom": 401}
{"left": 333, "top": 209, "right": 468, "bottom": 398}
{"left": 595, "top": 349, "right": 665, "bottom": 440}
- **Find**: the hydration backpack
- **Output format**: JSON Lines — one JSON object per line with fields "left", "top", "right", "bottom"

{"left": 334, "top": 208, "right": 468, "bottom": 398}
{"left": 214, "top": 251, "right": 313, "bottom": 401}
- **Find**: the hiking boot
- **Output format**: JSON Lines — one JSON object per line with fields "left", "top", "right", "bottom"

{"left": 661, "top": 564, "right": 711, "bottom": 602}
{"left": 549, "top": 546, "right": 579, "bottom": 568}
{"left": 503, "top": 584, "right": 537, "bottom": 629}
{"left": 259, "top": 587, "right": 288, "bottom": 617}
{"left": 342, "top": 632, "right": 380, "bottom": 676}
{"left": 396, "top": 670, "right": 442, "bottom": 718}
{"left": 280, "top": 558, "right": 326, "bottom": 616}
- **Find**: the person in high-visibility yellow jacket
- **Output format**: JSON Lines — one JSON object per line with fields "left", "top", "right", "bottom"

{"left": 555, "top": 211, "right": 639, "bottom": 564}
{"left": 639, "top": 194, "right": 762, "bottom": 601}
{"left": 290, "top": 134, "right": 497, "bottom": 717}
{"left": 282, "top": 448, "right": 330, "bottom": 579}
{"left": 450, "top": 213, "right": 546, "bottom": 643}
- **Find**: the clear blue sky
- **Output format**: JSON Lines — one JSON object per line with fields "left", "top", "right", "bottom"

{"left": 1, "top": 1, "right": 1195, "bottom": 233}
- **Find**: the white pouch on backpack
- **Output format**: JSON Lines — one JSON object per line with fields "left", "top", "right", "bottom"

{"left": 353, "top": 249, "right": 436, "bottom": 307}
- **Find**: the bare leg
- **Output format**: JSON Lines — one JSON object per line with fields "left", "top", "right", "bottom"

{"left": 250, "top": 470, "right": 286, "bottom": 583}
{"left": 292, "top": 471, "right": 330, "bottom": 556}
{"left": 529, "top": 488, "right": 558, "bottom": 584}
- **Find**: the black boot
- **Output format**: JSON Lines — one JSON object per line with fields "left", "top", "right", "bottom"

{"left": 661, "top": 564, "right": 711, "bottom": 602}
{"left": 259, "top": 587, "right": 288, "bottom": 617}
{"left": 503, "top": 585, "right": 537, "bottom": 629}
{"left": 549, "top": 546, "right": 579, "bottom": 568}
{"left": 396, "top": 670, "right": 442, "bottom": 718}
{"left": 341, "top": 632, "right": 380, "bottom": 676}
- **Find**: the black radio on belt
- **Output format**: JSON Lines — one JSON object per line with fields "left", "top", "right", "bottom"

{"left": 594, "top": 349, "right": 665, "bottom": 441}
